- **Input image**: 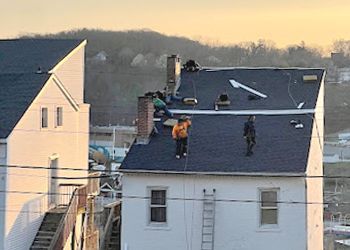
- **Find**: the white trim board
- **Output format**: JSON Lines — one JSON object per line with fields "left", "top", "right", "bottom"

{"left": 229, "top": 79, "right": 267, "bottom": 98}
{"left": 49, "top": 40, "right": 87, "bottom": 73}
{"left": 169, "top": 109, "right": 315, "bottom": 115}
{"left": 52, "top": 75, "right": 79, "bottom": 111}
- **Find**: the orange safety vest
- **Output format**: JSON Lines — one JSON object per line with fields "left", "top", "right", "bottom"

{"left": 172, "top": 120, "right": 191, "bottom": 139}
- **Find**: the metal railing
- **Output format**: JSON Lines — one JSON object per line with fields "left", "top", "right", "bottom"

{"left": 58, "top": 184, "right": 83, "bottom": 206}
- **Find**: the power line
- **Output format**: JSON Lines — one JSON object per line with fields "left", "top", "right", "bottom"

{"left": 0, "top": 191, "right": 336, "bottom": 206}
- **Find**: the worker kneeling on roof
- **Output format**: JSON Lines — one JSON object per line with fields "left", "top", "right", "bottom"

{"left": 152, "top": 93, "right": 173, "bottom": 118}
{"left": 172, "top": 115, "right": 191, "bottom": 159}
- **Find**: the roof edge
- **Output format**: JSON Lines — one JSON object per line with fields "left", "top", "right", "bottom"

{"left": 203, "top": 66, "right": 326, "bottom": 71}
{"left": 170, "top": 109, "right": 315, "bottom": 116}
{"left": 49, "top": 39, "right": 87, "bottom": 73}
{"left": 119, "top": 169, "right": 306, "bottom": 177}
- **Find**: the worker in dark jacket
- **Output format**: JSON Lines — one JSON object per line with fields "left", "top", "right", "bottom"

{"left": 243, "top": 115, "right": 256, "bottom": 156}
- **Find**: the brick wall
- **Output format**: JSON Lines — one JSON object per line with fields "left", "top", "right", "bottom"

{"left": 137, "top": 96, "right": 154, "bottom": 144}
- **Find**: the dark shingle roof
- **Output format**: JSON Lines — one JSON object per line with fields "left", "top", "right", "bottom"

{"left": 0, "top": 39, "right": 83, "bottom": 73}
{"left": 0, "top": 73, "right": 51, "bottom": 138}
{"left": 121, "top": 68, "right": 324, "bottom": 174}
{"left": 0, "top": 39, "right": 84, "bottom": 138}
{"left": 173, "top": 68, "right": 323, "bottom": 110}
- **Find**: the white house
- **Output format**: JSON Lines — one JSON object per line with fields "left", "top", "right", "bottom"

{"left": 120, "top": 56, "right": 325, "bottom": 250}
{"left": 0, "top": 39, "right": 90, "bottom": 249}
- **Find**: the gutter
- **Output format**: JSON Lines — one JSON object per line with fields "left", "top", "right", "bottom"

{"left": 119, "top": 169, "right": 306, "bottom": 178}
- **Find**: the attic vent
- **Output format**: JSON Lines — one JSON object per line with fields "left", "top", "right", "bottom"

{"left": 303, "top": 75, "right": 318, "bottom": 83}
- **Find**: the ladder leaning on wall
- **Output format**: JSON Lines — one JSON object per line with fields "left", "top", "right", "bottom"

{"left": 201, "top": 189, "right": 216, "bottom": 250}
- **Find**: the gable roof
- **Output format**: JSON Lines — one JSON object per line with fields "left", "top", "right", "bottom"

{"left": 0, "top": 39, "right": 84, "bottom": 139}
{"left": 120, "top": 68, "right": 325, "bottom": 175}
{"left": 0, "top": 39, "right": 83, "bottom": 73}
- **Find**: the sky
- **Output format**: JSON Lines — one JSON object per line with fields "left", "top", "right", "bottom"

{"left": 1, "top": 0, "right": 350, "bottom": 48}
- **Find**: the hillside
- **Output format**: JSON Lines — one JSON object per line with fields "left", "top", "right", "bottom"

{"left": 23, "top": 29, "right": 350, "bottom": 134}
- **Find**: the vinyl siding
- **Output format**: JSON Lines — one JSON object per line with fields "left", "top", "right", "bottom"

{"left": 4, "top": 61, "right": 89, "bottom": 249}
{"left": 54, "top": 45, "right": 85, "bottom": 104}
{"left": 122, "top": 174, "right": 307, "bottom": 250}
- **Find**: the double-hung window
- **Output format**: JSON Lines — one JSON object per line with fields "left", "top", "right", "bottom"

{"left": 260, "top": 189, "right": 279, "bottom": 227}
{"left": 150, "top": 189, "right": 167, "bottom": 223}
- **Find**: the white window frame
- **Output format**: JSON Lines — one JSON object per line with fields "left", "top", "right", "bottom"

{"left": 258, "top": 188, "right": 279, "bottom": 229}
{"left": 55, "top": 106, "right": 63, "bottom": 127}
{"left": 41, "top": 106, "right": 49, "bottom": 129}
{"left": 148, "top": 187, "right": 168, "bottom": 226}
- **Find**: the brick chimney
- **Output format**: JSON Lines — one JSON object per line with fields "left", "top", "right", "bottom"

{"left": 136, "top": 96, "right": 154, "bottom": 144}
{"left": 166, "top": 54, "right": 181, "bottom": 96}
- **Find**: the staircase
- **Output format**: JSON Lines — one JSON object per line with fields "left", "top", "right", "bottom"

{"left": 105, "top": 218, "right": 121, "bottom": 250}
{"left": 201, "top": 189, "right": 216, "bottom": 250}
{"left": 30, "top": 207, "right": 66, "bottom": 250}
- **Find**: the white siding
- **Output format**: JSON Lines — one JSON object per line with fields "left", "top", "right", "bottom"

{"left": 122, "top": 174, "right": 306, "bottom": 250}
{"left": 4, "top": 75, "right": 89, "bottom": 249}
{"left": 54, "top": 44, "right": 85, "bottom": 104}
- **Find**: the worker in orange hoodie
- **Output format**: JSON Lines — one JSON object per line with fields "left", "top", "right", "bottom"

{"left": 172, "top": 116, "right": 191, "bottom": 159}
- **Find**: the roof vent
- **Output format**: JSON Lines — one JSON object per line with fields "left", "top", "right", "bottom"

{"left": 215, "top": 92, "right": 230, "bottom": 110}
{"left": 303, "top": 75, "right": 318, "bottom": 83}
{"left": 184, "top": 60, "right": 201, "bottom": 72}
{"left": 290, "top": 119, "right": 304, "bottom": 129}
{"left": 36, "top": 67, "right": 43, "bottom": 74}
{"left": 182, "top": 97, "right": 198, "bottom": 105}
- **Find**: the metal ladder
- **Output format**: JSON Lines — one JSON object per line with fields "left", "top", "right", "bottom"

{"left": 201, "top": 189, "right": 216, "bottom": 250}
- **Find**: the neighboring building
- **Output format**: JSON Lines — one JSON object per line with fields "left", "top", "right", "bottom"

{"left": 0, "top": 39, "right": 90, "bottom": 249}
{"left": 327, "top": 52, "right": 350, "bottom": 84}
{"left": 120, "top": 57, "right": 325, "bottom": 250}
{"left": 91, "top": 51, "right": 108, "bottom": 63}
{"left": 90, "top": 125, "right": 137, "bottom": 162}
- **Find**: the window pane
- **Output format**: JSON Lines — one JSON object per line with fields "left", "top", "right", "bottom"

{"left": 261, "top": 191, "right": 277, "bottom": 207}
{"left": 57, "top": 107, "right": 63, "bottom": 126}
{"left": 41, "top": 108, "right": 48, "bottom": 128}
{"left": 261, "top": 209, "right": 278, "bottom": 225}
{"left": 151, "top": 190, "right": 166, "bottom": 205}
{"left": 151, "top": 207, "right": 166, "bottom": 222}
